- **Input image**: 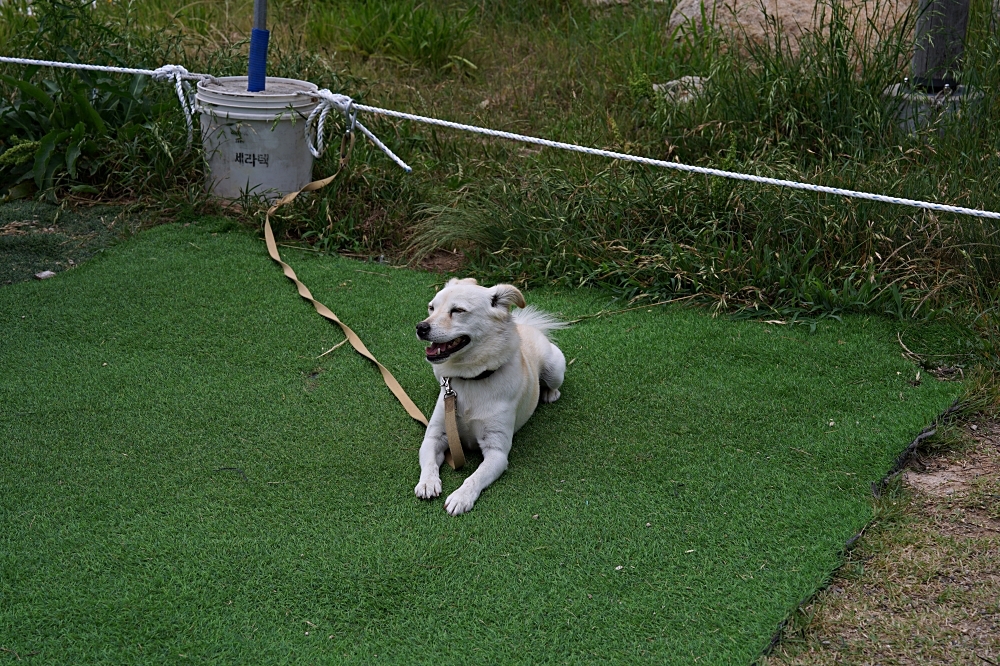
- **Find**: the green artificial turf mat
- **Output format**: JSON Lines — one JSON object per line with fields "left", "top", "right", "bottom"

{"left": 0, "top": 220, "right": 960, "bottom": 664}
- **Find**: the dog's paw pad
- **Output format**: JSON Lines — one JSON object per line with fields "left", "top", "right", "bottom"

{"left": 415, "top": 479, "right": 442, "bottom": 499}
{"left": 444, "top": 490, "right": 476, "bottom": 516}
{"left": 540, "top": 388, "right": 561, "bottom": 403}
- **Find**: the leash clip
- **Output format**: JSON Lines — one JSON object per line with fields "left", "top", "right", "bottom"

{"left": 441, "top": 376, "right": 464, "bottom": 469}
{"left": 338, "top": 101, "right": 359, "bottom": 166}
{"left": 344, "top": 101, "right": 358, "bottom": 138}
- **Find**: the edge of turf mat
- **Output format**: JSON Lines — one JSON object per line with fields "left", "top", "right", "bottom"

{"left": 759, "top": 395, "right": 963, "bottom": 660}
{"left": 1, "top": 221, "right": 961, "bottom": 664}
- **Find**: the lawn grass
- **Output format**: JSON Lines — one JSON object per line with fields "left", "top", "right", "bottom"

{"left": 0, "top": 219, "right": 961, "bottom": 663}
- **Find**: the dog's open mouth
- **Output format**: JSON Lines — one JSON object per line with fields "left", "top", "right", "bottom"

{"left": 425, "top": 335, "right": 470, "bottom": 362}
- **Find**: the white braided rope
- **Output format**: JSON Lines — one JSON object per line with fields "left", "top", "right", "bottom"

{"left": 0, "top": 56, "right": 214, "bottom": 80}
{"left": 0, "top": 56, "right": 217, "bottom": 147}
{"left": 3, "top": 57, "right": 997, "bottom": 220}
{"left": 303, "top": 91, "right": 1000, "bottom": 220}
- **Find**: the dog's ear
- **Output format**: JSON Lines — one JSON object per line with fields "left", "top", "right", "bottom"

{"left": 490, "top": 284, "right": 526, "bottom": 310}
{"left": 446, "top": 277, "right": 478, "bottom": 287}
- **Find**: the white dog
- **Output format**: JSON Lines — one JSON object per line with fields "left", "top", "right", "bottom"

{"left": 414, "top": 278, "right": 566, "bottom": 515}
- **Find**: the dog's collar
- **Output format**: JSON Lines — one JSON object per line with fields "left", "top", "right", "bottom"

{"left": 445, "top": 368, "right": 496, "bottom": 383}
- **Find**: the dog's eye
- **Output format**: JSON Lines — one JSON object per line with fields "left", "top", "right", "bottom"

{"left": 450, "top": 307, "right": 466, "bottom": 315}
{"left": 428, "top": 305, "right": 434, "bottom": 312}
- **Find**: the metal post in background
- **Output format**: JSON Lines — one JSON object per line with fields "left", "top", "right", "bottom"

{"left": 911, "top": 0, "right": 971, "bottom": 91}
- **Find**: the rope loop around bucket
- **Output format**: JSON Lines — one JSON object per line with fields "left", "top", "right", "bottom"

{"left": 304, "top": 90, "right": 349, "bottom": 159}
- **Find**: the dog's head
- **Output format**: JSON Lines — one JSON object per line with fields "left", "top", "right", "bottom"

{"left": 416, "top": 278, "right": 525, "bottom": 369}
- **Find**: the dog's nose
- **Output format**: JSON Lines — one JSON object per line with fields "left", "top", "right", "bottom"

{"left": 416, "top": 321, "right": 431, "bottom": 339}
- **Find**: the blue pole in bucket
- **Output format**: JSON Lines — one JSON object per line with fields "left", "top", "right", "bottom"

{"left": 247, "top": 0, "right": 268, "bottom": 92}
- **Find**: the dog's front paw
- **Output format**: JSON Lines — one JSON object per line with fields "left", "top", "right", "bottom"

{"left": 540, "top": 387, "right": 561, "bottom": 403}
{"left": 444, "top": 487, "right": 478, "bottom": 516}
{"left": 415, "top": 478, "right": 442, "bottom": 499}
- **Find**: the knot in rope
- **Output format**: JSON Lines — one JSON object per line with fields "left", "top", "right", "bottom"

{"left": 150, "top": 64, "right": 196, "bottom": 148}
{"left": 313, "top": 89, "right": 355, "bottom": 114}
{"left": 150, "top": 64, "right": 190, "bottom": 81}
{"left": 302, "top": 89, "right": 411, "bottom": 172}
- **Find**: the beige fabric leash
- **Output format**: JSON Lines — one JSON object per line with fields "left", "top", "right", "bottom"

{"left": 263, "top": 159, "right": 428, "bottom": 427}
{"left": 440, "top": 377, "right": 465, "bottom": 469}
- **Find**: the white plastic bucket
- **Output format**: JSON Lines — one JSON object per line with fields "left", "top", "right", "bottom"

{"left": 195, "top": 76, "right": 320, "bottom": 200}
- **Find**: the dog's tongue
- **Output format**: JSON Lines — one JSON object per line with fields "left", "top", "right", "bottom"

{"left": 426, "top": 342, "right": 447, "bottom": 357}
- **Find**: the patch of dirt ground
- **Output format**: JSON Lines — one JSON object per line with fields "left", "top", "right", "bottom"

{"left": 763, "top": 420, "right": 1000, "bottom": 665}
{"left": 667, "top": 0, "right": 914, "bottom": 54}
{"left": 0, "top": 200, "right": 131, "bottom": 286}
{"left": 418, "top": 248, "right": 465, "bottom": 274}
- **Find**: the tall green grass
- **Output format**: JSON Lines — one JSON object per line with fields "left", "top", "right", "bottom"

{"left": 403, "top": 0, "right": 1000, "bottom": 366}
{"left": 1, "top": 0, "right": 998, "bottom": 368}
{"left": 311, "top": 0, "right": 477, "bottom": 71}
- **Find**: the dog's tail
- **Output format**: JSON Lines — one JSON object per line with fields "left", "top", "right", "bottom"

{"left": 512, "top": 305, "right": 568, "bottom": 338}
